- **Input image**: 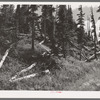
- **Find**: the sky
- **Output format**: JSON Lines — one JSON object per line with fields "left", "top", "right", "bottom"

{"left": 0, "top": 2, "right": 99, "bottom": 9}
{"left": 68, "top": 3, "right": 99, "bottom": 10}
{"left": 0, "top": 2, "right": 99, "bottom": 10}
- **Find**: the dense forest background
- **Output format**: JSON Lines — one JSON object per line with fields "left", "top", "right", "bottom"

{"left": 0, "top": 5, "right": 100, "bottom": 90}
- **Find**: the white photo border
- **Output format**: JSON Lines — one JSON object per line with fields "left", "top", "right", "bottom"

{"left": 0, "top": 1, "right": 99, "bottom": 98}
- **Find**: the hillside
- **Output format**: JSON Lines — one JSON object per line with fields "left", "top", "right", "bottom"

{"left": 0, "top": 37, "right": 100, "bottom": 90}
{"left": 0, "top": 4, "right": 100, "bottom": 91}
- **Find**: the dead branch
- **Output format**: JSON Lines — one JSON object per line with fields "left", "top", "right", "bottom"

{"left": 39, "top": 40, "right": 45, "bottom": 45}
{"left": 83, "top": 46, "right": 91, "bottom": 51}
{"left": 69, "top": 40, "right": 80, "bottom": 50}
{"left": 86, "top": 51, "right": 100, "bottom": 61}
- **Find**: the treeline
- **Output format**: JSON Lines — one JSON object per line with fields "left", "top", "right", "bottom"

{"left": 0, "top": 5, "right": 100, "bottom": 61}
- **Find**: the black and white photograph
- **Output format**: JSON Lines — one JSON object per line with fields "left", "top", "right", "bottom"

{"left": 0, "top": 2, "right": 100, "bottom": 92}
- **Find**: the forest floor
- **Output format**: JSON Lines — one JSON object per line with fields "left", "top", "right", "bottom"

{"left": 0, "top": 35, "right": 100, "bottom": 90}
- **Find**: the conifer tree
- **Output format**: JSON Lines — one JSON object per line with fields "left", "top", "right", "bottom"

{"left": 15, "top": 5, "right": 21, "bottom": 34}
{"left": 41, "top": 5, "right": 48, "bottom": 41}
{"left": 20, "top": 5, "right": 29, "bottom": 33}
{"left": 77, "top": 5, "right": 85, "bottom": 60}
{"left": 91, "top": 7, "right": 97, "bottom": 59}
{"left": 46, "top": 5, "right": 57, "bottom": 53}
{"left": 29, "top": 5, "right": 38, "bottom": 51}
{"left": 41, "top": 5, "right": 57, "bottom": 54}
{"left": 77, "top": 5, "right": 85, "bottom": 27}
{"left": 0, "top": 5, "right": 14, "bottom": 28}
{"left": 97, "top": 6, "right": 100, "bottom": 13}
{"left": 67, "top": 5, "right": 73, "bottom": 31}
{"left": 57, "top": 5, "right": 68, "bottom": 58}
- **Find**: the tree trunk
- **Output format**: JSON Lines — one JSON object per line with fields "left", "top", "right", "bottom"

{"left": 44, "top": 19, "right": 46, "bottom": 41}
{"left": 32, "top": 19, "right": 35, "bottom": 51}
{"left": 80, "top": 44, "right": 82, "bottom": 60}
{"left": 16, "top": 19, "right": 19, "bottom": 34}
{"left": 66, "top": 41, "right": 70, "bottom": 56}
{"left": 62, "top": 39, "right": 66, "bottom": 58}
{"left": 94, "top": 36, "right": 97, "bottom": 59}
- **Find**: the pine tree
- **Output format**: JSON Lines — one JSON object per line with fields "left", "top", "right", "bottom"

{"left": 91, "top": 7, "right": 97, "bottom": 59}
{"left": 15, "top": 5, "right": 21, "bottom": 34}
{"left": 77, "top": 5, "right": 85, "bottom": 27}
{"left": 67, "top": 5, "right": 73, "bottom": 31}
{"left": 20, "top": 5, "right": 29, "bottom": 33}
{"left": 29, "top": 5, "right": 38, "bottom": 51}
{"left": 0, "top": 5, "right": 14, "bottom": 28}
{"left": 41, "top": 5, "right": 48, "bottom": 40}
{"left": 57, "top": 5, "right": 68, "bottom": 58}
{"left": 0, "top": 5, "right": 15, "bottom": 33}
{"left": 46, "top": 5, "right": 57, "bottom": 53}
{"left": 97, "top": 6, "right": 100, "bottom": 13}
{"left": 41, "top": 5, "right": 58, "bottom": 54}
{"left": 77, "top": 5, "right": 85, "bottom": 60}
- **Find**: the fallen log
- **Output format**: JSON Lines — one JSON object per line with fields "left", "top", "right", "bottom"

{"left": 16, "top": 63, "right": 36, "bottom": 75}
{"left": 10, "top": 73, "right": 38, "bottom": 82}
{"left": 10, "top": 69, "right": 50, "bottom": 82}
{"left": 0, "top": 43, "right": 15, "bottom": 68}
{"left": 10, "top": 63, "right": 36, "bottom": 80}
{"left": 0, "top": 48, "right": 10, "bottom": 68}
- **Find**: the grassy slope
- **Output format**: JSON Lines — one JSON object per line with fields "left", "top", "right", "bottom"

{"left": 0, "top": 52, "right": 100, "bottom": 90}
{"left": 0, "top": 36, "right": 100, "bottom": 90}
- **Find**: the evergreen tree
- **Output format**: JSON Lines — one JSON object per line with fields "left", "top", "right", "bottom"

{"left": 41, "top": 5, "right": 58, "bottom": 54}
{"left": 57, "top": 5, "right": 68, "bottom": 58}
{"left": 20, "top": 5, "right": 29, "bottom": 33}
{"left": 97, "top": 5, "right": 100, "bottom": 13}
{"left": 77, "top": 5, "right": 85, "bottom": 60}
{"left": 67, "top": 5, "right": 73, "bottom": 31}
{"left": 0, "top": 5, "right": 14, "bottom": 28}
{"left": 41, "top": 5, "right": 48, "bottom": 40}
{"left": 77, "top": 5, "right": 85, "bottom": 27}
{"left": 29, "top": 5, "right": 38, "bottom": 51}
{"left": 0, "top": 5, "right": 15, "bottom": 35}
{"left": 15, "top": 5, "right": 21, "bottom": 34}
{"left": 46, "top": 5, "right": 56, "bottom": 53}
{"left": 0, "top": 5, "right": 9, "bottom": 27}
{"left": 91, "top": 7, "right": 97, "bottom": 59}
